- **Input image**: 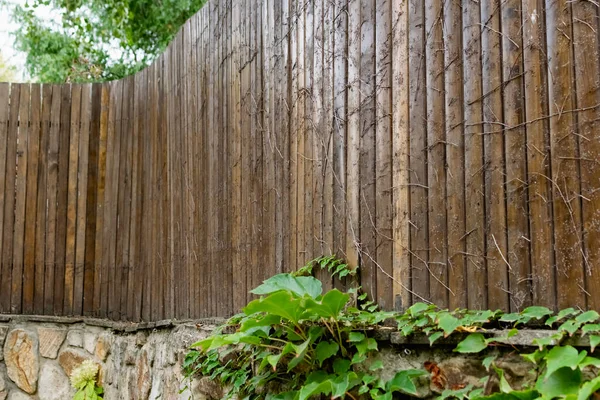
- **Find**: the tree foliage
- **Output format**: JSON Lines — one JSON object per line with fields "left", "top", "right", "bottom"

{"left": 0, "top": 51, "right": 18, "bottom": 82}
{"left": 8, "top": 0, "right": 206, "bottom": 83}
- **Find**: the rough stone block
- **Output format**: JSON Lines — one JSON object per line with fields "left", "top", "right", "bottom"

{"left": 3, "top": 329, "right": 39, "bottom": 394}
{"left": 95, "top": 333, "right": 112, "bottom": 361}
{"left": 83, "top": 332, "right": 97, "bottom": 355}
{"left": 58, "top": 348, "right": 92, "bottom": 377}
{"left": 37, "top": 328, "right": 67, "bottom": 359}
{"left": 7, "top": 391, "right": 33, "bottom": 400}
{"left": 38, "top": 362, "right": 75, "bottom": 400}
{"left": 66, "top": 330, "right": 84, "bottom": 348}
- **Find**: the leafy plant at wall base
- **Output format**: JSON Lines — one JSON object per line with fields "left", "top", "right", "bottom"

{"left": 70, "top": 360, "right": 103, "bottom": 400}
{"left": 183, "top": 257, "right": 600, "bottom": 400}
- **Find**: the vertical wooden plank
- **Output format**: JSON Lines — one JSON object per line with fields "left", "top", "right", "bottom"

{"left": 522, "top": 0, "right": 554, "bottom": 311}
{"left": 44, "top": 85, "right": 61, "bottom": 315}
{"left": 231, "top": 0, "right": 245, "bottom": 313}
{"left": 322, "top": 0, "right": 334, "bottom": 288}
{"left": 346, "top": 0, "right": 360, "bottom": 274}
{"left": 158, "top": 50, "right": 169, "bottom": 320}
{"left": 128, "top": 71, "right": 144, "bottom": 322}
{"left": 408, "top": 0, "right": 428, "bottom": 303}
{"left": 189, "top": 14, "right": 199, "bottom": 319}
{"left": 147, "top": 62, "right": 159, "bottom": 321}
{"left": 24, "top": 84, "right": 41, "bottom": 315}
{"left": 375, "top": 0, "right": 393, "bottom": 308}
{"left": 1, "top": 83, "right": 19, "bottom": 312}
{"left": 85, "top": 83, "right": 102, "bottom": 316}
{"left": 296, "top": 0, "right": 305, "bottom": 271}
{"left": 182, "top": 22, "right": 191, "bottom": 319}
{"left": 312, "top": 0, "right": 327, "bottom": 283}
{"left": 545, "top": 0, "right": 584, "bottom": 309}
{"left": 117, "top": 77, "right": 134, "bottom": 320}
{"left": 289, "top": 0, "right": 298, "bottom": 273}
{"left": 35, "top": 84, "right": 52, "bottom": 315}
{"left": 0, "top": 83, "right": 10, "bottom": 313}
{"left": 332, "top": 0, "right": 346, "bottom": 290}
{"left": 481, "top": 0, "right": 509, "bottom": 310}
{"left": 74, "top": 84, "right": 91, "bottom": 316}
{"left": 303, "top": 0, "right": 314, "bottom": 272}
{"left": 64, "top": 84, "right": 82, "bottom": 316}
{"left": 463, "top": 0, "right": 486, "bottom": 309}
{"left": 280, "top": 0, "right": 291, "bottom": 279}
{"left": 104, "top": 81, "right": 123, "bottom": 320}
{"left": 425, "top": 0, "right": 448, "bottom": 308}
{"left": 11, "top": 84, "right": 30, "bottom": 314}
{"left": 359, "top": 0, "right": 377, "bottom": 301}
{"left": 55, "top": 83, "right": 71, "bottom": 315}
{"left": 572, "top": 1, "right": 600, "bottom": 310}
{"left": 501, "top": 0, "right": 531, "bottom": 311}
{"left": 93, "top": 84, "right": 110, "bottom": 318}
{"left": 444, "top": 0, "right": 466, "bottom": 309}
{"left": 391, "top": 0, "right": 411, "bottom": 311}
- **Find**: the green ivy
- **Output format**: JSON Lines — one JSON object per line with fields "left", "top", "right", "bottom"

{"left": 183, "top": 257, "right": 600, "bottom": 400}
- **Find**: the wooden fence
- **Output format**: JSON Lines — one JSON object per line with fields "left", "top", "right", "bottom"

{"left": 1, "top": 0, "right": 599, "bottom": 321}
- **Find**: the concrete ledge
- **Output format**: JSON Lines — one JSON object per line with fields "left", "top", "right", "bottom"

{"left": 389, "top": 328, "right": 591, "bottom": 348}
{"left": 0, "top": 314, "right": 227, "bottom": 332}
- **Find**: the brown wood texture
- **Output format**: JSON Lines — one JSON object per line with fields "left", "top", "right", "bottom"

{"left": 1, "top": 0, "right": 600, "bottom": 319}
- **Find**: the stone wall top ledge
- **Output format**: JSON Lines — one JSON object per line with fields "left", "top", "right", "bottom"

{"left": 0, "top": 315, "right": 227, "bottom": 333}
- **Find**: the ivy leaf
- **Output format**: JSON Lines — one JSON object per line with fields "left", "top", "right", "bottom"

{"left": 266, "top": 353, "right": 282, "bottom": 371}
{"left": 494, "top": 366, "right": 513, "bottom": 393}
{"left": 303, "top": 289, "right": 349, "bottom": 320}
{"left": 532, "top": 332, "right": 564, "bottom": 350}
{"left": 522, "top": 306, "right": 553, "bottom": 321}
{"left": 355, "top": 338, "right": 378, "bottom": 356}
{"left": 579, "top": 356, "right": 600, "bottom": 369}
{"left": 407, "top": 302, "right": 431, "bottom": 317}
{"left": 590, "top": 335, "right": 600, "bottom": 353}
{"left": 544, "top": 346, "right": 583, "bottom": 378}
{"left": 315, "top": 341, "right": 339, "bottom": 366}
{"left": 298, "top": 380, "right": 332, "bottom": 400}
{"left": 251, "top": 274, "right": 322, "bottom": 298}
{"left": 333, "top": 359, "right": 351, "bottom": 374}
{"left": 386, "top": 369, "right": 428, "bottom": 396}
{"left": 578, "top": 375, "right": 600, "bottom": 400}
{"left": 536, "top": 367, "right": 582, "bottom": 400}
{"left": 428, "top": 331, "right": 444, "bottom": 346}
{"left": 483, "top": 355, "right": 496, "bottom": 371}
{"left": 454, "top": 333, "right": 488, "bottom": 353}
{"left": 575, "top": 310, "right": 600, "bottom": 324}
{"left": 348, "top": 332, "right": 366, "bottom": 343}
{"left": 521, "top": 349, "right": 547, "bottom": 364}
{"left": 243, "top": 292, "right": 306, "bottom": 325}
{"left": 437, "top": 313, "right": 461, "bottom": 337}
{"left": 581, "top": 324, "right": 600, "bottom": 336}
{"left": 351, "top": 353, "right": 367, "bottom": 365}
{"left": 369, "top": 360, "right": 384, "bottom": 371}
{"left": 546, "top": 308, "right": 579, "bottom": 326}
{"left": 559, "top": 320, "right": 580, "bottom": 336}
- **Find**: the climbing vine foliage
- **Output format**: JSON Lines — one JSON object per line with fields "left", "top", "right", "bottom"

{"left": 183, "top": 257, "right": 600, "bottom": 400}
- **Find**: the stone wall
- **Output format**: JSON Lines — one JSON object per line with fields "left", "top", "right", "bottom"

{"left": 0, "top": 316, "right": 590, "bottom": 400}
{"left": 0, "top": 316, "right": 222, "bottom": 400}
